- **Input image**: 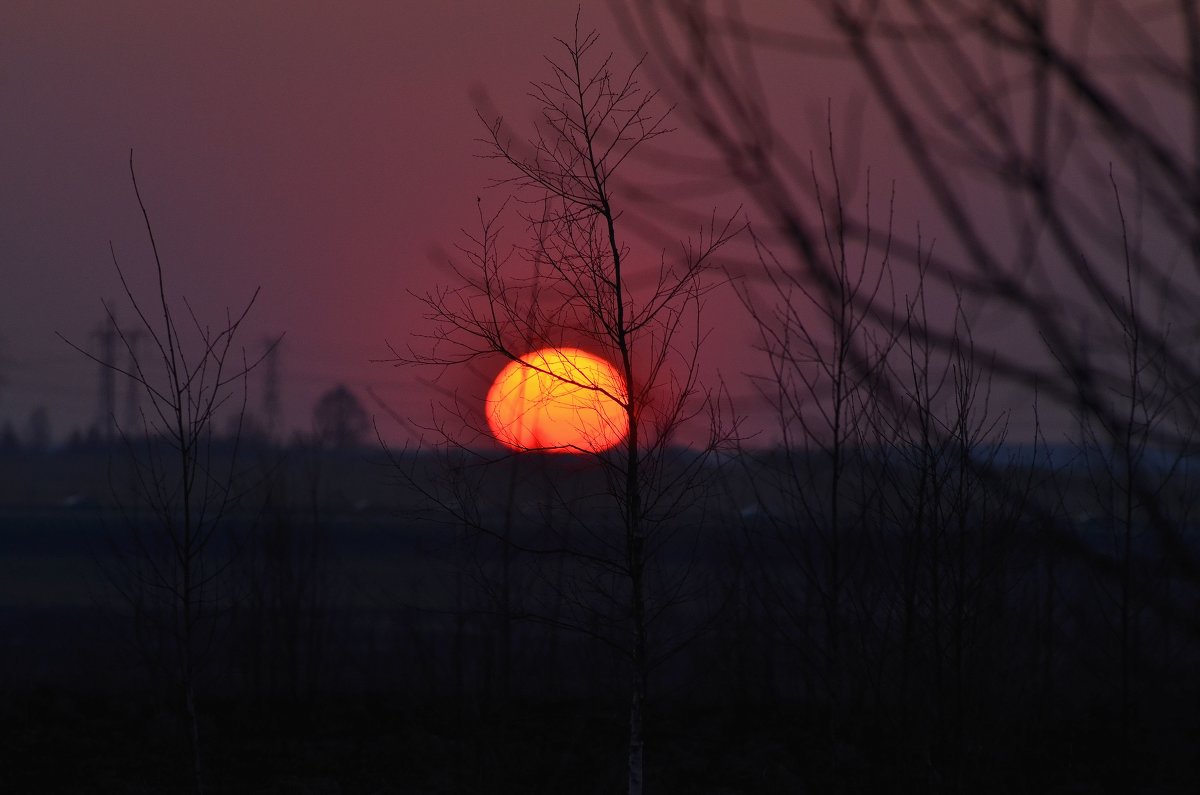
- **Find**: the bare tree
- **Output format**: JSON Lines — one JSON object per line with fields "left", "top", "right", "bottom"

{"left": 1062, "top": 174, "right": 1192, "bottom": 785}
{"left": 620, "top": 0, "right": 1200, "bottom": 548}
{"left": 394, "top": 17, "right": 740, "bottom": 794}
{"left": 734, "top": 113, "right": 1032, "bottom": 785}
{"left": 230, "top": 445, "right": 337, "bottom": 706}
{"left": 62, "top": 154, "right": 264, "bottom": 795}
{"left": 618, "top": 0, "right": 1200, "bottom": 788}
{"left": 734, "top": 115, "right": 898, "bottom": 781}
{"left": 313, "top": 383, "right": 369, "bottom": 450}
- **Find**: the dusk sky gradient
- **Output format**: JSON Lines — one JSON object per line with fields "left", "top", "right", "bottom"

{"left": 5, "top": 2, "right": 1169, "bottom": 447}
{"left": 2, "top": 1, "right": 913, "bottom": 452}
{"left": 3, "top": 2, "right": 697, "bottom": 444}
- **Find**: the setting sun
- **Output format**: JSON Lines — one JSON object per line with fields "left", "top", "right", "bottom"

{"left": 486, "top": 347, "right": 628, "bottom": 453}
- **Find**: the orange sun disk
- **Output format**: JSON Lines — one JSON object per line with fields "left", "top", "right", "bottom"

{"left": 486, "top": 347, "right": 628, "bottom": 453}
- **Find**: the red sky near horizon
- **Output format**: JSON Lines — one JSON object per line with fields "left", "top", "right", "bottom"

{"left": 0, "top": 5, "right": 653, "bottom": 442}
{"left": 2, "top": 2, "right": 843, "bottom": 449}
{"left": 9, "top": 2, "right": 1134, "bottom": 449}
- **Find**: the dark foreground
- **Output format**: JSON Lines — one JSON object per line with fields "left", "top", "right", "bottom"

{"left": 7, "top": 687, "right": 1198, "bottom": 794}
{"left": 3, "top": 447, "right": 1200, "bottom": 792}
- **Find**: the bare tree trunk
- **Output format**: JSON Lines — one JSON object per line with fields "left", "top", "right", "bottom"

{"left": 500, "top": 458, "right": 518, "bottom": 702}
{"left": 398, "top": 17, "right": 738, "bottom": 792}
{"left": 185, "top": 675, "right": 204, "bottom": 795}
{"left": 64, "top": 153, "right": 263, "bottom": 795}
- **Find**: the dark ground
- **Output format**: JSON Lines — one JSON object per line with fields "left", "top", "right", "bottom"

{"left": 2, "top": 446, "right": 1199, "bottom": 793}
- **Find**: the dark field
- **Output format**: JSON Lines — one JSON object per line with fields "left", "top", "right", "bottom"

{"left": 3, "top": 446, "right": 1199, "bottom": 793}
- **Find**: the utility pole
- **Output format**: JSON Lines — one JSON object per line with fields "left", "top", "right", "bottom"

{"left": 93, "top": 315, "right": 118, "bottom": 444}
{"left": 123, "top": 330, "right": 145, "bottom": 437}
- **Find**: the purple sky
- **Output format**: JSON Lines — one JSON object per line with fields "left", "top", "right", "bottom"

{"left": 3, "top": 2, "right": 849, "bottom": 449}
{"left": 3, "top": 2, "right": 681, "bottom": 444}
{"left": 5, "top": 3, "right": 1178, "bottom": 449}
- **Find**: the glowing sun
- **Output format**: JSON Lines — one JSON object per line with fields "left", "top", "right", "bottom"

{"left": 486, "top": 347, "right": 628, "bottom": 453}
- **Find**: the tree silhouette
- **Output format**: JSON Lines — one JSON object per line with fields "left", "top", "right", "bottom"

{"left": 25, "top": 406, "right": 50, "bottom": 452}
{"left": 313, "top": 383, "right": 369, "bottom": 450}
{"left": 395, "top": 16, "right": 740, "bottom": 794}
{"left": 620, "top": 1, "right": 1200, "bottom": 788}
{"left": 61, "top": 154, "right": 264, "bottom": 795}
{"left": 622, "top": 0, "right": 1200, "bottom": 490}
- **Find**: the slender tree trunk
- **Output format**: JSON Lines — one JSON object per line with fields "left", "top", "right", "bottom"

{"left": 599, "top": 161, "right": 649, "bottom": 795}
{"left": 621, "top": 299, "right": 647, "bottom": 795}
{"left": 181, "top": 437, "right": 205, "bottom": 795}
{"left": 1041, "top": 551, "right": 1056, "bottom": 717}
{"left": 185, "top": 675, "right": 203, "bottom": 795}
{"left": 182, "top": 569, "right": 204, "bottom": 795}
{"left": 500, "top": 458, "right": 518, "bottom": 702}
{"left": 626, "top": 462, "right": 647, "bottom": 795}
{"left": 629, "top": 590, "right": 647, "bottom": 795}
{"left": 1120, "top": 458, "right": 1134, "bottom": 788}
